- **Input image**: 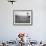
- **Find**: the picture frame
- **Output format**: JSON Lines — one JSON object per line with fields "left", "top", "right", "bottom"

{"left": 13, "top": 10, "right": 33, "bottom": 26}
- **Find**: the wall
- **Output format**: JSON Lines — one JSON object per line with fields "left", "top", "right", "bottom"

{"left": 0, "top": 0, "right": 46, "bottom": 42}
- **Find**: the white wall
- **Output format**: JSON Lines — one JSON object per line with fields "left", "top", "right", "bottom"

{"left": 0, "top": 0, "right": 46, "bottom": 42}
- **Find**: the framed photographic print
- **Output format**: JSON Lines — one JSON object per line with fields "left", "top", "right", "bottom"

{"left": 13, "top": 10, "right": 33, "bottom": 25}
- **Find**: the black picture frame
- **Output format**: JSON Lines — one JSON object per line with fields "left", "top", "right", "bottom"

{"left": 13, "top": 10, "right": 33, "bottom": 26}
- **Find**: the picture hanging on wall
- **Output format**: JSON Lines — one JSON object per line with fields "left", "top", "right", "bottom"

{"left": 13, "top": 10, "right": 33, "bottom": 25}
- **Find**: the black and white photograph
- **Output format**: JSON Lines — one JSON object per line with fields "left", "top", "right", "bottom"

{"left": 13, "top": 10, "right": 32, "bottom": 25}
